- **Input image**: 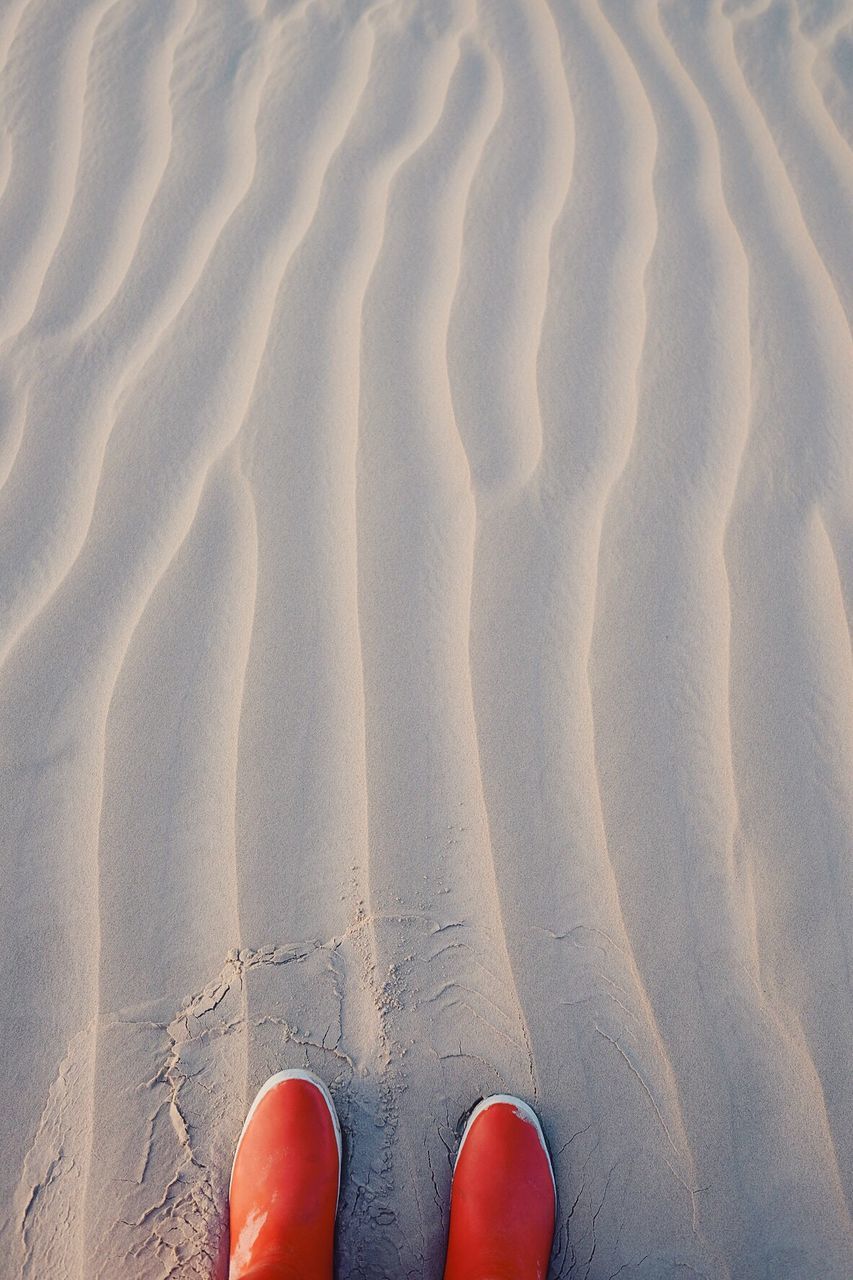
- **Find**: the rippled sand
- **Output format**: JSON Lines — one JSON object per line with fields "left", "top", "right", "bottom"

{"left": 0, "top": 2, "right": 851, "bottom": 1276}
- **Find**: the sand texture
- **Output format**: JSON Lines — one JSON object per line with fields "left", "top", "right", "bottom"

{"left": 0, "top": 0, "right": 851, "bottom": 1277}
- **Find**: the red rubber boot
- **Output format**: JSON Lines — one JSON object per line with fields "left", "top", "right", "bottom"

{"left": 442, "top": 1095, "right": 556, "bottom": 1280}
{"left": 228, "top": 1069, "right": 341, "bottom": 1280}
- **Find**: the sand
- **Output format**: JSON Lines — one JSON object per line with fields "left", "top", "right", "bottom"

{"left": 0, "top": 0, "right": 851, "bottom": 1276}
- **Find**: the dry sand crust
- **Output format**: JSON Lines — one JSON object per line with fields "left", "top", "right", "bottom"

{"left": 0, "top": 0, "right": 851, "bottom": 1276}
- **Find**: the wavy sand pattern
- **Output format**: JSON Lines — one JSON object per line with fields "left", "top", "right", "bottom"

{"left": 0, "top": 1, "right": 850, "bottom": 1277}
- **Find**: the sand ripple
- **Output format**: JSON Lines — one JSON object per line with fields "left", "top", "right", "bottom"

{"left": 0, "top": 1, "right": 850, "bottom": 1276}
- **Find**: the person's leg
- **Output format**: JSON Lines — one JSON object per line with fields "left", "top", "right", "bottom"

{"left": 442, "top": 1095, "right": 556, "bottom": 1280}
{"left": 228, "top": 1070, "right": 341, "bottom": 1280}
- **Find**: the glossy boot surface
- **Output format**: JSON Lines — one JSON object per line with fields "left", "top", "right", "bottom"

{"left": 228, "top": 1070, "right": 341, "bottom": 1280}
{"left": 442, "top": 1095, "right": 556, "bottom": 1280}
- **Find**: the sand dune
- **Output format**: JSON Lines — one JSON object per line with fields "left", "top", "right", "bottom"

{"left": 0, "top": 1, "right": 850, "bottom": 1277}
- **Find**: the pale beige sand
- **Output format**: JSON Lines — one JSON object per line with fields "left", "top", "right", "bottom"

{"left": 0, "top": 1, "right": 851, "bottom": 1277}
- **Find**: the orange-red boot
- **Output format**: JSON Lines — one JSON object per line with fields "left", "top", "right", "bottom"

{"left": 228, "top": 1069, "right": 342, "bottom": 1280}
{"left": 442, "top": 1095, "right": 556, "bottom": 1280}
